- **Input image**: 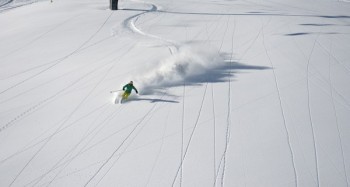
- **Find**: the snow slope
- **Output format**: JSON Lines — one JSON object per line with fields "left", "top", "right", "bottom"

{"left": 0, "top": 0, "right": 47, "bottom": 11}
{"left": 1, "top": 0, "right": 350, "bottom": 186}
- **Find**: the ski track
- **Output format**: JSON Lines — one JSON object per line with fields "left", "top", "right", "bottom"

{"left": 145, "top": 106, "right": 172, "bottom": 187}
{"left": 281, "top": 22, "right": 349, "bottom": 179}
{"left": 205, "top": 18, "right": 222, "bottom": 186}
{"left": 0, "top": 67, "right": 105, "bottom": 133}
{"left": 0, "top": 13, "right": 82, "bottom": 61}
{"left": 211, "top": 83, "right": 217, "bottom": 187}
{"left": 0, "top": 0, "right": 13, "bottom": 7}
{"left": 0, "top": 0, "right": 43, "bottom": 13}
{"left": 203, "top": 16, "right": 221, "bottom": 44}
{"left": 2, "top": 0, "right": 350, "bottom": 186}
{"left": 213, "top": 15, "right": 234, "bottom": 187}
{"left": 71, "top": 108, "right": 165, "bottom": 159}
{"left": 37, "top": 160, "right": 104, "bottom": 187}
{"left": 24, "top": 43, "right": 138, "bottom": 185}
{"left": 94, "top": 96, "right": 170, "bottom": 186}
{"left": 83, "top": 100, "right": 161, "bottom": 186}
{"left": 0, "top": 11, "right": 114, "bottom": 96}
{"left": 28, "top": 104, "right": 119, "bottom": 186}
{"left": 7, "top": 39, "right": 135, "bottom": 186}
{"left": 0, "top": 34, "right": 114, "bottom": 82}
{"left": 193, "top": 13, "right": 224, "bottom": 43}
{"left": 48, "top": 105, "right": 128, "bottom": 186}
{"left": 123, "top": 1, "right": 179, "bottom": 55}
{"left": 180, "top": 82, "right": 185, "bottom": 187}
{"left": 0, "top": 45, "right": 120, "bottom": 105}
{"left": 287, "top": 26, "right": 350, "bottom": 111}
{"left": 171, "top": 83, "right": 208, "bottom": 187}
{"left": 220, "top": 17, "right": 236, "bottom": 187}
{"left": 316, "top": 40, "right": 350, "bottom": 76}
{"left": 261, "top": 18, "right": 298, "bottom": 187}
{"left": 207, "top": 13, "right": 233, "bottom": 187}
{"left": 0, "top": 28, "right": 132, "bottom": 133}
{"left": 327, "top": 38, "right": 349, "bottom": 186}
{"left": 29, "top": 107, "right": 141, "bottom": 186}
{"left": 288, "top": 20, "right": 349, "bottom": 186}
{"left": 36, "top": 103, "right": 173, "bottom": 186}
{"left": 217, "top": 16, "right": 231, "bottom": 54}
{"left": 120, "top": 3, "right": 201, "bottom": 185}
{"left": 0, "top": 45, "right": 128, "bottom": 133}
{"left": 239, "top": 25, "right": 263, "bottom": 60}
{"left": 0, "top": 103, "right": 109, "bottom": 167}
{"left": 238, "top": 113, "right": 248, "bottom": 187}
{"left": 9, "top": 70, "right": 104, "bottom": 186}
{"left": 306, "top": 32, "right": 321, "bottom": 187}
{"left": 169, "top": 81, "right": 185, "bottom": 187}
{"left": 26, "top": 69, "right": 131, "bottom": 185}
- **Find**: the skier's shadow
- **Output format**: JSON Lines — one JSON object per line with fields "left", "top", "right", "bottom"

{"left": 128, "top": 97, "right": 179, "bottom": 103}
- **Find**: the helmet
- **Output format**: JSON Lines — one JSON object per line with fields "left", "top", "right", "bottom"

{"left": 130, "top": 81, "right": 133, "bottom": 84}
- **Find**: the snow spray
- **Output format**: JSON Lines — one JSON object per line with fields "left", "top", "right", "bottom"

{"left": 131, "top": 45, "right": 225, "bottom": 94}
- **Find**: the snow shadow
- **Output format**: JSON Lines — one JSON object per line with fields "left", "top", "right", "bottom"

{"left": 285, "top": 32, "right": 339, "bottom": 36}
{"left": 318, "top": 15, "right": 350, "bottom": 19}
{"left": 300, "top": 23, "right": 335, "bottom": 26}
{"left": 121, "top": 7, "right": 350, "bottom": 21}
{"left": 285, "top": 32, "right": 311, "bottom": 36}
{"left": 128, "top": 45, "right": 269, "bottom": 95}
{"left": 127, "top": 97, "right": 179, "bottom": 103}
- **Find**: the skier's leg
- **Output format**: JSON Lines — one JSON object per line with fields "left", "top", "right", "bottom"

{"left": 125, "top": 92, "right": 130, "bottom": 99}
{"left": 122, "top": 92, "right": 127, "bottom": 99}
{"left": 122, "top": 92, "right": 130, "bottom": 99}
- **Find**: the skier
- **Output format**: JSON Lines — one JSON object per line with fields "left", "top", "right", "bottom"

{"left": 122, "top": 81, "right": 138, "bottom": 100}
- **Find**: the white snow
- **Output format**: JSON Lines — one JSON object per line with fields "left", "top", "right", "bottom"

{"left": 1, "top": 0, "right": 350, "bottom": 186}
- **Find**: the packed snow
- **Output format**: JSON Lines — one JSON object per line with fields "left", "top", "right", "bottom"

{"left": 1, "top": 0, "right": 350, "bottom": 186}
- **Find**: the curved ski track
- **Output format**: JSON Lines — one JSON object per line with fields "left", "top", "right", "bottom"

{"left": 262, "top": 18, "right": 298, "bottom": 187}
{"left": 122, "top": 2, "right": 178, "bottom": 55}
{"left": 306, "top": 33, "right": 321, "bottom": 187}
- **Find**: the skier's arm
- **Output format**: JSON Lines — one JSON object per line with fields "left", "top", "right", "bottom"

{"left": 133, "top": 86, "right": 138, "bottom": 94}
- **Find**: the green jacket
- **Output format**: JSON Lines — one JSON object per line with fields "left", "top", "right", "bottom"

{"left": 123, "top": 83, "right": 138, "bottom": 94}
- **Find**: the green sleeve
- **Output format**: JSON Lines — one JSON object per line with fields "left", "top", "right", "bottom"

{"left": 133, "top": 86, "right": 138, "bottom": 93}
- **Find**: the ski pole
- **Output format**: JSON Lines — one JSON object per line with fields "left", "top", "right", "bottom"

{"left": 110, "top": 90, "right": 122, "bottom": 93}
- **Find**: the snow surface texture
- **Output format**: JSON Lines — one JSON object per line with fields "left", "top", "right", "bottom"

{"left": 1, "top": 0, "right": 350, "bottom": 186}
{"left": 0, "top": 0, "right": 46, "bottom": 11}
